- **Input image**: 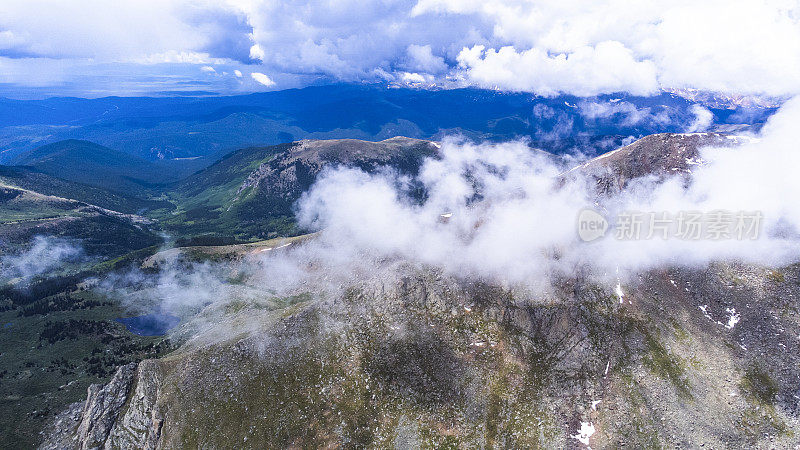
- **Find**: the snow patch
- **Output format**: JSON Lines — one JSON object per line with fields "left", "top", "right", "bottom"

{"left": 726, "top": 135, "right": 761, "bottom": 144}
{"left": 615, "top": 283, "right": 624, "bottom": 304}
{"left": 685, "top": 157, "right": 705, "bottom": 165}
{"left": 699, "top": 304, "right": 712, "bottom": 320}
{"left": 725, "top": 307, "right": 740, "bottom": 329}
{"left": 572, "top": 422, "right": 595, "bottom": 447}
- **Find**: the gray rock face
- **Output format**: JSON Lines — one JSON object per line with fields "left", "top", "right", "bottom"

{"left": 565, "top": 132, "right": 741, "bottom": 195}
{"left": 238, "top": 136, "right": 438, "bottom": 192}
{"left": 104, "top": 360, "right": 163, "bottom": 450}
{"left": 38, "top": 402, "right": 84, "bottom": 450}
{"left": 76, "top": 363, "right": 136, "bottom": 449}
{"left": 40, "top": 363, "right": 137, "bottom": 450}
{"left": 39, "top": 362, "right": 163, "bottom": 450}
{"left": 233, "top": 136, "right": 439, "bottom": 217}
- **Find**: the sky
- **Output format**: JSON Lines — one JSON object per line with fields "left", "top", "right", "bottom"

{"left": 0, "top": 0, "right": 798, "bottom": 98}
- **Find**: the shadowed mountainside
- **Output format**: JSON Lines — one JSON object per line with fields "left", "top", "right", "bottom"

{"left": 11, "top": 140, "right": 202, "bottom": 195}
{"left": 0, "top": 182, "right": 160, "bottom": 258}
{"left": 0, "top": 165, "right": 172, "bottom": 214}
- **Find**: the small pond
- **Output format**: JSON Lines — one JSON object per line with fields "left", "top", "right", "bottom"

{"left": 115, "top": 313, "right": 180, "bottom": 336}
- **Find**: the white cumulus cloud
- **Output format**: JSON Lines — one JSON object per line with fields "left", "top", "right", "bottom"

{"left": 251, "top": 72, "right": 275, "bottom": 86}
{"left": 456, "top": 41, "right": 659, "bottom": 96}
{"left": 0, "top": 0, "right": 798, "bottom": 97}
{"left": 291, "top": 97, "right": 800, "bottom": 290}
{"left": 686, "top": 105, "right": 714, "bottom": 133}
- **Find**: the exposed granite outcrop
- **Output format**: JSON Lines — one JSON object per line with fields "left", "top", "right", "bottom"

{"left": 40, "top": 362, "right": 163, "bottom": 450}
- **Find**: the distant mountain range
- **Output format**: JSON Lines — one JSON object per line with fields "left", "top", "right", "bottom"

{"left": 0, "top": 85, "right": 782, "bottom": 253}
{"left": 0, "top": 85, "right": 778, "bottom": 164}
{"left": 0, "top": 130, "right": 766, "bottom": 249}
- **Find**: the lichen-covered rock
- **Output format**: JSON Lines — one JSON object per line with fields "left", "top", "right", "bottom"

{"left": 104, "top": 360, "right": 164, "bottom": 450}
{"left": 77, "top": 363, "right": 137, "bottom": 450}
{"left": 40, "top": 363, "right": 137, "bottom": 450}
{"left": 42, "top": 262, "right": 800, "bottom": 448}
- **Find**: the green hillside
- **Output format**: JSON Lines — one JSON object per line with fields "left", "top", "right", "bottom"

{"left": 12, "top": 140, "right": 191, "bottom": 196}
{"left": 157, "top": 137, "right": 437, "bottom": 240}
{"left": 5, "top": 138, "right": 437, "bottom": 241}
{"left": 0, "top": 183, "right": 161, "bottom": 258}
{"left": 0, "top": 165, "right": 172, "bottom": 214}
{"left": 173, "top": 142, "right": 293, "bottom": 210}
{"left": 156, "top": 143, "right": 293, "bottom": 239}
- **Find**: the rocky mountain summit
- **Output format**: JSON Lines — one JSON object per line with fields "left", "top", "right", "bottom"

{"left": 232, "top": 137, "right": 438, "bottom": 218}
{"left": 40, "top": 132, "right": 800, "bottom": 448}
{"left": 565, "top": 132, "right": 747, "bottom": 195}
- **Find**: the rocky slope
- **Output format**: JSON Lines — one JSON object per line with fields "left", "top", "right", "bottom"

{"left": 40, "top": 261, "right": 800, "bottom": 448}
{"left": 231, "top": 137, "right": 438, "bottom": 217}
{"left": 40, "top": 132, "right": 800, "bottom": 448}
{"left": 564, "top": 132, "right": 749, "bottom": 194}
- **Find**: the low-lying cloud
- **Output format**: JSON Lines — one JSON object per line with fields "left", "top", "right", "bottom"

{"left": 96, "top": 97, "right": 800, "bottom": 339}
{"left": 0, "top": 235, "right": 84, "bottom": 283}
{"left": 686, "top": 105, "right": 714, "bottom": 133}
{"left": 292, "top": 96, "right": 800, "bottom": 289}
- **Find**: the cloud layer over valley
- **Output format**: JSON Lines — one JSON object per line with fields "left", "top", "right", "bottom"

{"left": 101, "top": 97, "right": 800, "bottom": 330}
{"left": 295, "top": 98, "right": 800, "bottom": 288}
